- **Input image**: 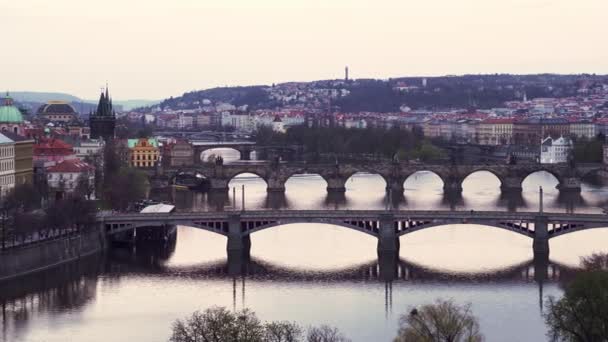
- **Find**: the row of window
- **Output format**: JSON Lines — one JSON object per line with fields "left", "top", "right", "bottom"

{"left": 0, "top": 159, "right": 14, "bottom": 172}
{"left": 0, "top": 146, "right": 14, "bottom": 158}
{"left": 131, "top": 161, "right": 156, "bottom": 167}
{"left": 132, "top": 154, "right": 158, "bottom": 161}
{"left": 0, "top": 175, "right": 15, "bottom": 186}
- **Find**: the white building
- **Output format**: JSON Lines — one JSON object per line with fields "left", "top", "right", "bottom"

{"left": 0, "top": 133, "right": 15, "bottom": 198}
{"left": 220, "top": 112, "right": 254, "bottom": 132}
{"left": 47, "top": 159, "right": 95, "bottom": 198}
{"left": 540, "top": 136, "right": 573, "bottom": 164}
{"left": 73, "top": 139, "right": 104, "bottom": 159}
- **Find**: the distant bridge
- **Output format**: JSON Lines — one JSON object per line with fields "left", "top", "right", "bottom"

{"left": 157, "top": 161, "right": 608, "bottom": 193}
{"left": 189, "top": 140, "right": 303, "bottom": 161}
{"left": 98, "top": 209, "right": 608, "bottom": 260}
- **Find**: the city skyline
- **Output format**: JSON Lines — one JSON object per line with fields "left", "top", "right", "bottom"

{"left": 2, "top": 0, "right": 608, "bottom": 100}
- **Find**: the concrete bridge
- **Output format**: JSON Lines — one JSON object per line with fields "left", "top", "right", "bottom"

{"left": 98, "top": 210, "right": 608, "bottom": 263}
{"left": 160, "top": 161, "right": 608, "bottom": 193}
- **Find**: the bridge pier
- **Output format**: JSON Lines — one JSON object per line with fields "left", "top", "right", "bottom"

{"left": 238, "top": 147, "right": 253, "bottom": 161}
{"left": 226, "top": 214, "right": 250, "bottom": 257}
{"left": 266, "top": 177, "right": 286, "bottom": 193}
{"left": 557, "top": 177, "right": 581, "bottom": 192}
{"left": 500, "top": 177, "right": 523, "bottom": 193}
{"left": 326, "top": 177, "right": 347, "bottom": 193}
{"left": 443, "top": 178, "right": 463, "bottom": 193}
{"left": 377, "top": 215, "right": 399, "bottom": 281}
{"left": 386, "top": 177, "right": 405, "bottom": 194}
{"left": 533, "top": 216, "right": 550, "bottom": 258}
{"left": 209, "top": 178, "right": 230, "bottom": 192}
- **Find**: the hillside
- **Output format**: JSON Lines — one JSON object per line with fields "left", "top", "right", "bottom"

{"left": 152, "top": 74, "right": 608, "bottom": 113}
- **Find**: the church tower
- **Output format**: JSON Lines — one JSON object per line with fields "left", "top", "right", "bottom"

{"left": 90, "top": 86, "right": 116, "bottom": 140}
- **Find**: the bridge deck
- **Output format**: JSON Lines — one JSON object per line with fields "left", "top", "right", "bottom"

{"left": 99, "top": 210, "right": 608, "bottom": 222}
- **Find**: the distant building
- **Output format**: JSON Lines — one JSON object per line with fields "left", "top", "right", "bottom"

{"left": 477, "top": 118, "right": 513, "bottom": 145}
{"left": 165, "top": 140, "right": 193, "bottom": 167}
{"left": 37, "top": 101, "right": 78, "bottom": 123}
{"left": 90, "top": 87, "right": 116, "bottom": 140}
{"left": 1, "top": 131, "right": 34, "bottom": 185}
{"left": 513, "top": 118, "right": 569, "bottom": 146}
{"left": 33, "top": 138, "right": 76, "bottom": 166}
{"left": 72, "top": 139, "right": 104, "bottom": 160}
{"left": 569, "top": 120, "right": 596, "bottom": 140}
{"left": 128, "top": 138, "right": 159, "bottom": 168}
{"left": 540, "top": 136, "right": 573, "bottom": 164}
{"left": 46, "top": 159, "right": 94, "bottom": 200}
{"left": 0, "top": 92, "right": 25, "bottom": 135}
{"left": 0, "top": 134, "right": 15, "bottom": 197}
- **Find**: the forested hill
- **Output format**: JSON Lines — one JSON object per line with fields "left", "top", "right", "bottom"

{"left": 153, "top": 74, "right": 608, "bottom": 113}
{"left": 159, "top": 86, "right": 277, "bottom": 110}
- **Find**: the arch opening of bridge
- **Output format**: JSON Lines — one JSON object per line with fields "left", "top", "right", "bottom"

{"left": 461, "top": 170, "right": 503, "bottom": 194}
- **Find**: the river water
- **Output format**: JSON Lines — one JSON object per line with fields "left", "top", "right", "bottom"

{"left": 2, "top": 149, "right": 608, "bottom": 342}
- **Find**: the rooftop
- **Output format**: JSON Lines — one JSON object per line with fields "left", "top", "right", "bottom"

{"left": 47, "top": 159, "right": 94, "bottom": 173}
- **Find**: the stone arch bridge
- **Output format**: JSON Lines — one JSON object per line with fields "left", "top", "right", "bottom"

{"left": 99, "top": 210, "right": 608, "bottom": 261}
{"left": 159, "top": 161, "right": 608, "bottom": 193}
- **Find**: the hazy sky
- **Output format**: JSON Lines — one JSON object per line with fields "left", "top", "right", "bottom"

{"left": 1, "top": 0, "right": 607, "bottom": 100}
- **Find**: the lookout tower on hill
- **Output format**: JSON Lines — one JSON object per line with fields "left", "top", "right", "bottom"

{"left": 90, "top": 86, "right": 116, "bottom": 140}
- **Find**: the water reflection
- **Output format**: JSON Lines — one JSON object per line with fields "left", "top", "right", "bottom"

{"left": 0, "top": 253, "right": 102, "bottom": 342}
{"left": 495, "top": 191, "right": 528, "bottom": 212}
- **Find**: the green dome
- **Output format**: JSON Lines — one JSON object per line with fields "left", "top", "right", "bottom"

{"left": 0, "top": 95, "right": 24, "bottom": 123}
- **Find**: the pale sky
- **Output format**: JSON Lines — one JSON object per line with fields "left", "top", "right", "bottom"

{"left": 1, "top": 0, "right": 607, "bottom": 100}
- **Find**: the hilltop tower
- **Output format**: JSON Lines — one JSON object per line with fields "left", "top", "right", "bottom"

{"left": 345, "top": 66, "right": 349, "bottom": 81}
{"left": 90, "top": 86, "right": 116, "bottom": 140}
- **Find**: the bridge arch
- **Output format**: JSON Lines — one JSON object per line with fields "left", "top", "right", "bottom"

{"left": 461, "top": 170, "right": 504, "bottom": 191}
{"left": 243, "top": 220, "right": 381, "bottom": 238}
{"left": 403, "top": 170, "right": 446, "bottom": 189}
{"left": 395, "top": 222, "right": 535, "bottom": 238}
{"left": 227, "top": 171, "right": 269, "bottom": 186}
{"left": 197, "top": 146, "right": 251, "bottom": 163}
{"left": 579, "top": 166, "right": 608, "bottom": 183}
{"left": 522, "top": 169, "right": 562, "bottom": 189}
{"left": 344, "top": 171, "right": 389, "bottom": 191}
{"left": 283, "top": 173, "right": 328, "bottom": 192}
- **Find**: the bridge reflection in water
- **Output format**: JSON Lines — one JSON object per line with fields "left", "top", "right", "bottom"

{"left": 100, "top": 242, "right": 579, "bottom": 315}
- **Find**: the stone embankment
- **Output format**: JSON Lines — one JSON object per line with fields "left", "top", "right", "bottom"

{"left": 0, "top": 229, "right": 106, "bottom": 282}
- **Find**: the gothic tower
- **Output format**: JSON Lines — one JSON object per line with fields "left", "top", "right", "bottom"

{"left": 90, "top": 86, "right": 116, "bottom": 140}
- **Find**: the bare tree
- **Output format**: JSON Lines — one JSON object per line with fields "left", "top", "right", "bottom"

{"left": 307, "top": 325, "right": 351, "bottom": 342}
{"left": 169, "top": 307, "right": 349, "bottom": 342}
{"left": 264, "top": 321, "right": 303, "bottom": 342}
{"left": 170, "top": 307, "right": 264, "bottom": 342}
{"left": 394, "top": 300, "right": 483, "bottom": 342}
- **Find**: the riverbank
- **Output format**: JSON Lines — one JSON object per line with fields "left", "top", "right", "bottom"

{"left": 0, "top": 229, "right": 106, "bottom": 282}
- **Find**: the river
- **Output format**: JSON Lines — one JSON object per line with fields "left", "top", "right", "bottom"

{"left": 1, "top": 149, "right": 608, "bottom": 341}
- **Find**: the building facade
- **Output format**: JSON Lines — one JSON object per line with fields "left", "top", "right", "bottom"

{"left": 165, "top": 140, "right": 193, "bottom": 167}
{"left": 128, "top": 138, "right": 159, "bottom": 168}
{"left": 0, "top": 134, "right": 15, "bottom": 197}
{"left": 46, "top": 159, "right": 94, "bottom": 199}
{"left": 1, "top": 132, "right": 34, "bottom": 185}
{"left": 569, "top": 120, "right": 596, "bottom": 140}
{"left": 540, "top": 136, "right": 573, "bottom": 164}
{"left": 477, "top": 118, "right": 513, "bottom": 145}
